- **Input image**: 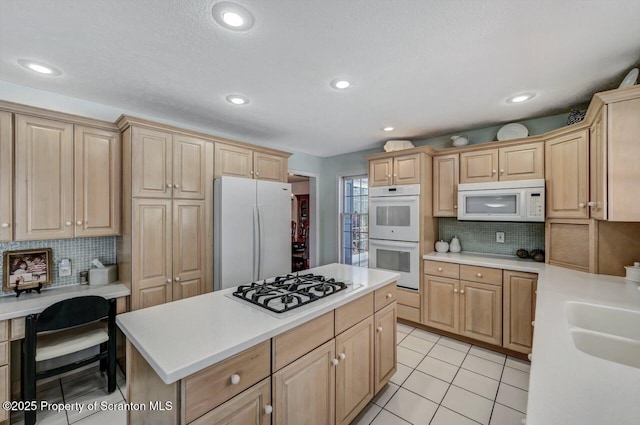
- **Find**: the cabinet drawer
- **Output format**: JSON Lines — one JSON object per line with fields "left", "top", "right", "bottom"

{"left": 460, "top": 265, "right": 502, "bottom": 286}
{"left": 0, "top": 321, "right": 7, "bottom": 342}
{"left": 397, "top": 288, "right": 420, "bottom": 308}
{"left": 424, "top": 260, "right": 460, "bottom": 279}
{"left": 374, "top": 283, "right": 397, "bottom": 311}
{"left": 10, "top": 318, "right": 24, "bottom": 341}
{"left": 272, "top": 311, "right": 334, "bottom": 371}
{"left": 397, "top": 305, "right": 420, "bottom": 323}
{"left": 182, "top": 340, "right": 270, "bottom": 424}
{"left": 335, "top": 293, "right": 373, "bottom": 335}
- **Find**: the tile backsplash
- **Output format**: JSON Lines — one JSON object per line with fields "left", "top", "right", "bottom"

{"left": 438, "top": 218, "right": 545, "bottom": 256}
{"left": 0, "top": 237, "right": 116, "bottom": 296}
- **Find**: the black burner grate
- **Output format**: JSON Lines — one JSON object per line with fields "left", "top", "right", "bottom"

{"left": 232, "top": 273, "right": 347, "bottom": 314}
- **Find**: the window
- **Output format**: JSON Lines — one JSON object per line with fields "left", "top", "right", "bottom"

{"left": 340, "top": 175, "right": 368, "bottom": 266}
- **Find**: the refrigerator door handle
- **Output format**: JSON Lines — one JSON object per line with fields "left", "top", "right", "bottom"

{"left": 253, "top": 206, "right": 260, "bottom": 281}
{"left": 257, "top": 205, "right": 264, "bottom": 279}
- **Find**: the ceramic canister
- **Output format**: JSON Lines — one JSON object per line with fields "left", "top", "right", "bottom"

{"left": 435, "top": 240, "right": 449, "bottom": 253}
{"left": 625, "top": 265, "right": 640, "bottom": 283}
{"left": 449, "top": 236, "right": 461, "bottom": 253}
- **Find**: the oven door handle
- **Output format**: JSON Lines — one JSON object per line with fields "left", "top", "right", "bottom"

{"left": 370, "top": 240, "right": 419, "bottom": 250}
{"left": 369, "top": 195, "right": 420, "bottom": 204}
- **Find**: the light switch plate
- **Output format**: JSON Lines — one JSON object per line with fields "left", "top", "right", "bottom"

{"left": 59, "top": 258, "right": 72, "bottom": 277}
{"left": 496, "top": 232, "right": 505, "bottom": 243}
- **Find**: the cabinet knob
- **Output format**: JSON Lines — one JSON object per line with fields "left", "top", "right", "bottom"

{"left": 255, "top": 172, "right": 259, "bottom": 176}
{"left": 376, "top": 326, "right": 383, "bottom": 333}
{"left": 175, "top": 277, "right": 181, "bottom": 282}
{"left": 437, "top": 267, "right": 443, "bottom": 272}
{"left": 166, "top": 183, "right": 173, "bottom": 188}
{"left": 264, "top": 405, "right": 273, "bottom": 415}
{"left": 230, "top": 374, "right": 241, "bottom": 385}
{"left": 386, "top": 293, "right": 393, "bottom": 299}
{"left": 393, "top": 174, "right": 397, "bottom": 177}
{"left": 1, "top": 223, "right": 9, "bottom": 228}
{"left": 76, "top": 221, "right": 83, "bottom": 226}
{"left": 531, "top": 321, "right": 535, "bottom": 327}
{"left": 527, "top": 353, "right": 532, "bottom": 361}
{"left": 454, "top": 205, "right": 458, "bottom": 209}
{"left": 460, "top": 289, "right": 465, "bottom": 294}
{"left": 339, "top": 353, "right": 346, "bottom": 360}
{"left": 65, "top": 221, "right": 72, "bottom": 226}
{"left": 387, "top": 174, "right": 391, "bottom": 178}
{"left": 174, "top": 184, "right": 180, "bottom": 189}
{"left": 166, "top": 279, "right": 172, "bottom": 284}
{"left": 500, "top": 169, "right": 504, "bottom": 174}
{"left": 476, "top": 273, "right": 483, "bottom": 278}
{"left": 331, "top": 358, "right": 339, "bottom": 366}
{"left": 492, "top": 169, "right": 497, "bottom": 174}
{"left": 454, "top": 288, "right": 458, "bottom": 293}
{"left": 578, "top": 202, "right": 586, "bottom": 208}
{"left": 587, "top": 201, "right": 596, "bottom": 207}
{"left": 250, "top": 171, "right": 254, "bottom": 175}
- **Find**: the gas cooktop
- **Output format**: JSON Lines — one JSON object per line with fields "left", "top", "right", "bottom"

{"left": 231, "top": 273, "right": 348, "bottom": 315}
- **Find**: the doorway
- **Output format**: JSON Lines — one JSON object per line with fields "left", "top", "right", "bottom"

{"left": 288, "top": 173, "right": 313, "bottom": 272}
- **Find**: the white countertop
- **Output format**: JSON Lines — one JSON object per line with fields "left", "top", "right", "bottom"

{"left": 0, "top": 283, "right": 130, "bottom": 321}
{"left": 116, "top": 264, "right": 400, "bottom": 384}
{"left": 424, "top": 252, "right": 640, "bottom": 425}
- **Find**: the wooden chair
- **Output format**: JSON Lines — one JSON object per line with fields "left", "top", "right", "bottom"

{"left": 22, "top": 296, "right": 116, "bottom": 425}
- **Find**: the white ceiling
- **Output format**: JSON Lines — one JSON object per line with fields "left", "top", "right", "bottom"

{"left": 1, "top": 1, "right": 639, "bottom": 157}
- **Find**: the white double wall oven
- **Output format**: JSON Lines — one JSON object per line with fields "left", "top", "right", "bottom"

{"left": 368, "top": 184, "right": 420, "bottom": 290}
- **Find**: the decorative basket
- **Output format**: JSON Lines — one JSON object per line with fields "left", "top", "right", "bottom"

{"left": 567, "top": 108, "right": 586, "bottom": 125}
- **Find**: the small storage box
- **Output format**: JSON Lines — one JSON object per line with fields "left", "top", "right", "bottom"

{"left": 88, "top": 265, "right": 118, "bottom": 285}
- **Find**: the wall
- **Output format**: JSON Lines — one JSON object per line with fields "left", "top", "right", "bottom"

{"left": 0, "top": 237, "right": 116, "bottom": 295}
{"left": 438, "top": 218, "right": 545, "bottom": 257}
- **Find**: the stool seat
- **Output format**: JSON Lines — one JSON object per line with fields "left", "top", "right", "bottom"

{"left": 36, "top": 321, "right": 108, "bottom": 362}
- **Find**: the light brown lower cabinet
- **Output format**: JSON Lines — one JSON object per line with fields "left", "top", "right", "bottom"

{"left": 374, "top": 303, "right": 397, "bottom": 394}
{"left": 190, "top": 378, "right": 271, "bottom": 425}
{"left": 503, "top": 271, "right": 537, "bottom": 354}
{"left": 273, "top": 339, "right": 336, "bottom": 425}
{"left": 422, "top": 276, "right": 459, "bottom": 334}
{"left": 459, "top": 281, "right": 502, "bottom": 346}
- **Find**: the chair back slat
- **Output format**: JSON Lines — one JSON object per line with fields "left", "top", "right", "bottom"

{"left": 36, "top": 296, "right": 109, "bottom": 332}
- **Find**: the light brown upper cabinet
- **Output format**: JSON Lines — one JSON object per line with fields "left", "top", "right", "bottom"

{"left": 131, "top": 127, "right": 208, "bottom": 199}
{"left": 74, "top": 126, "right": 121, "bottom": 237}
{"left": 369, "top": 153, "right": 421, "bottom": 187}
{"left": 13, "top": 114, "right": 121, "bottom": 241}
{"left": 460, "top": 142, "right": 544, "bottom": 183}
{"left": 433, "top": 154, "right": 459, "bottom": 217}
{"left": 0, "top": 112, "right": 12, "bottom": 242}
{"left": 545, "top": 130, "right": 589, "bottom": 219}
{"left": 590, "top": 109, "right": 606, "bottom": 220}
{"left": 215, "top": 142, "right": 288, "bottom": 182}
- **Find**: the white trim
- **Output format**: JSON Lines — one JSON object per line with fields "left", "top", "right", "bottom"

{"left": 288, "top": 169, "right": 319, "bottom": 268}
{"left": 337, "top": 170, "right": 368, "bottom": 265}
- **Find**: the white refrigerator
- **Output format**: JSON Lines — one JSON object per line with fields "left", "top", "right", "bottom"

{"left": 214, "top": 176, "right": 292, "bottom": 290}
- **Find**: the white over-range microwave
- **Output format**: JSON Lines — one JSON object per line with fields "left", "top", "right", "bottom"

{"left": 457, "top": 179, "right": 545, "bottom": 222}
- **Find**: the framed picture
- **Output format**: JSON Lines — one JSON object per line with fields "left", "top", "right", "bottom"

{"left": 3, "top": 248, "right": 52, "bottom": 293}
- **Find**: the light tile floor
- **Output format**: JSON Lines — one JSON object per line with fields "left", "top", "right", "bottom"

{"left": 352, "top": 324, "right": 529, "bottom": 425}
{"left": 11, "top": 365, "right": 127, "bottom": 425}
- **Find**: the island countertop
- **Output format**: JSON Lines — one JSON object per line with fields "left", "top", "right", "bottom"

{"left": 424, "top": 251, "right": 640, "bottom": 425}
{"left": 116, "top": 264, "right": 399, "bottom": 384}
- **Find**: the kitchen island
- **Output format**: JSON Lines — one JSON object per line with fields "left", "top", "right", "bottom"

{"left": 116, "top": 264, "right": 400, "bottom": 424}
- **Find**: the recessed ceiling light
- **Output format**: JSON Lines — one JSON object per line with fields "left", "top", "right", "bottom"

{"left": 506, "top": 93, "right": 535, "bottom": 104}
{"left": 212, "top": 2, "right": 254, "bottom": 31}
{"left": 330, "top": 79, "right": 352, "bottom": 90}
{"left": 226, "top": 94, "right": 249, "bottom": 105}
{"left": 17, "top": 59, "right": 61, "bottom": 76}
{"left": 383, "top": 127, "right": 394, "bottom": 132}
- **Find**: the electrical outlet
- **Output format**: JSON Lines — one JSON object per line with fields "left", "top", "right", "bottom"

{"left": 496, "top": 232, "right": 505, "bottom": 243}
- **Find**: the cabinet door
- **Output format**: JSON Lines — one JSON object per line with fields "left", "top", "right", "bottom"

{"left": 589, "top": 108, "right": 607, "bottom": 220}
{"left": 503, "top": 271, "right": 537, "bottom": 354}
{"left": 545, "top": 218, "right": 596, "bottom": 273}
{"left": 131, "top": 127, "right": 173, "bottom": 198}
{"left": 172, "top": 200, "right": 205, "bottom": 301}
{"left": 546, "top": 131, "right": 589, "bottom": 218}
{"left": 132, "top": 199, "right": 173, "bottom": 310}
{"left": 273, "top": 339, "right": 335, "bottom": 425}
{"left": 374, "top": 302, "right": 397, "bottom": 394}
{"left": 254, "top": 152, "right": 286, "bottom": 182}
{"left": 215, "top": 143, "right": 254, "bottom": 179}
{"left": 369, "top": 158, "right": 393, "bottom": 187}
{"left": 422, "top": 276, "right": 459, "bottom": 334}
{"left": 173, "top": 135, "right": 207, "bottom": 199}
{"left": 433, "top": 154, "right": 459, "bottom": 217}
{"left": 74, "top": 126, "right": 121, "bottom": 237}
{"left": 0, "top": 112, "right": 12, "bottom": 242}
{"left": 460, "top": 149, "right": 498, "bottom": 183}
{"left": 0, "top": 365, "right": 7, "bottom": 421}
{"left": 190, "top": 378, "right": 271, "bottom": 425}
{"left": 336, "top": 317, "right": 374, "bottom": 425}
{"left": 459, "top": 281, "right": 502, "bottom": 346}
{"left": 393, "top": 154, "right": 420, "bottom": 185}
{"left": 498, "top": 142, "right": 544, "bottom": 181}
{"left": 15, "top": 115, "right": 74, "bottom": 240}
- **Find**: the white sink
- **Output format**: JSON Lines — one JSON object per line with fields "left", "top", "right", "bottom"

{"left": 570, "top": 328, "right": 640, "bottom": 369}
{"left": 566, "top": 301, "right": 640, "bottom": 369}
{"left": 565, "top": 301, "right": 640, "bottom": 340}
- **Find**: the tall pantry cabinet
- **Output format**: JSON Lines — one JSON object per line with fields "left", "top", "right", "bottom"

{"left": 118, "top": 119, "right": 213, "bottom": 311}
